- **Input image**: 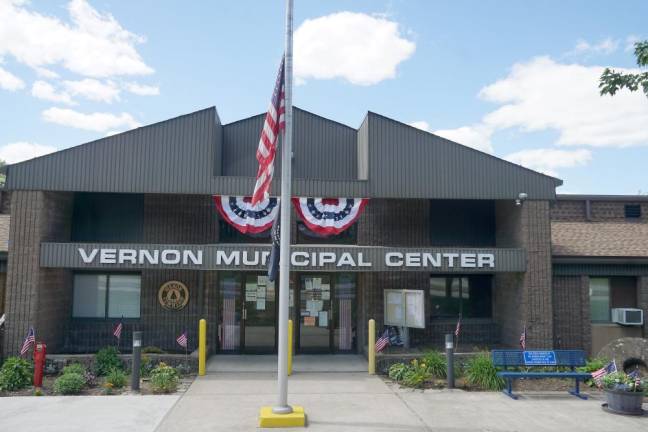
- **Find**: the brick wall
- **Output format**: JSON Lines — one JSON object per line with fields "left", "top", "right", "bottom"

{"left": 551, "top": 199, "right": 648, "bottom": 222}
{"left": 3, "top": 191, "right": 73, "bottom": 356}
{"left": 638, "top": 276, "right": 648, "bottom": 339}
{"left": 494, "top": 200, "right": 553, "bottom": 348}
{"left": 552, "top": 275, "right": 591, "bottom": 353}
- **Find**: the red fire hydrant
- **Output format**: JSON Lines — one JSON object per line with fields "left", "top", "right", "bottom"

{"left": 33, "top": 342, "right": 46, "bottom": 388}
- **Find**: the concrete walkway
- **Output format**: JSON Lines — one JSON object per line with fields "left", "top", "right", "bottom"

{"left": 206, "top": 354, "right": 367, "bottom": 373}
{"left": 0, "top": 395, "right": 179, "bottom": 432}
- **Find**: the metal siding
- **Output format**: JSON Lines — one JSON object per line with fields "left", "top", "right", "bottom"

{"left": 41, "top": 242, "right": 526, "bottom": 273}
{"left": 6, "top": 106, "right": 559, "bottom": 200}
{"left": 357, "top": 116, "right": 369, "bottom": 180}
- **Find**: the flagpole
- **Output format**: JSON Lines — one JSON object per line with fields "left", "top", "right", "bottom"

{"left": 273, "top": 0, "right": 294, "bottom": 415}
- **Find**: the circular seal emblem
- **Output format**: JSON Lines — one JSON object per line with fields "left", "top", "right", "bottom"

{"left": 158, "top": 281, "right": 189, "bottom": 311}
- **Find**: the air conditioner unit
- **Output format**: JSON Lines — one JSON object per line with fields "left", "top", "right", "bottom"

{"left": 611, "top": 308, "right": 644, "bottom": 326}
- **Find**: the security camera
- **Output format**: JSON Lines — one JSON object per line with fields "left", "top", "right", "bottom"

{"left": 515, "top": 192, "right": 528, "bottom": 206}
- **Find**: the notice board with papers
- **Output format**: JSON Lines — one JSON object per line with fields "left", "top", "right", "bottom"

{"left": 384, "top": 289, "right": 425, "bottom": 329}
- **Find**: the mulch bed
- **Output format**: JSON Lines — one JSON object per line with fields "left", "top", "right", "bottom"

{"left": 386, "top": 376, "right": 604, "bottom": 393}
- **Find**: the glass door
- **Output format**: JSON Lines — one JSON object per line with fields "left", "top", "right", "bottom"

{"left": 298, "top": 275, "right": 332, "bottom": 353}
{"left": 242, "top": 274, "right": 276, "bottom": 353}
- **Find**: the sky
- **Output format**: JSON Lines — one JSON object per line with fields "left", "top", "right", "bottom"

{"left": 1, "top": 0, "right": 647, "bottom": 194}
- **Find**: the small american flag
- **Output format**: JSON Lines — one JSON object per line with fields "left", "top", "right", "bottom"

{"left": 251, "top": 56, "right": 285, "bottom": 206}
{"left": 113, "top": 320, "right": 123, "bottom": 340}
{"left": 375, "top": 329, "right": 390, "bottom": 353}
{"left": 176, "top": 331, "right": 188, "bottom": 349}
{"left": 592, "top": 360, "right": 617, "bottom": 386}
{"left": 20, "top": 327, "right": 35, "bottom": 355}
{"left": 519, "top": 325, "right": 527, "bottom": 350}
{"left": 454, "top": 316, "right": 462, "bottom": 337}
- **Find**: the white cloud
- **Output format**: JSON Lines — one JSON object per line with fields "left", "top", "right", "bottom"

{"left": 0, "top": 65, "right": 24, "bottom": 90}
{"left": 42, "top": 107, "right": 140, "bottom": 132}
{"left": 63, "top": 78, "right": 120, "bottom": 103}
{"left": 124, "top": 81, "right": 159, "bottom": 96}
{"left": 479, "top": 56, "right": 648, "bottom": 148}
{"left": 0, "top": 0, "right": 153, "bottom": 78}
{"left": 570, "top": 37, "right": 618, "bottom": 56}
{"left": 505, "top": 148, "right": 591, "bottom": 177}
{"left": 0, "top": 141, "right": 56, "bottom": 164}
{"left": 294, "top": 12, "right": 415, "bottom": 85}
{"left": 34, "top": 66, "right": 59, "bottom": 79}
{"left": 31, "top": 80, "right": 75, "bottom": 105}
{"left": 407, "top": 121, "right": 430, "bottom": 131}
{"left": 625, "top": 35, "right": 642, "bottom": 52}
{"left": 434, "top": 125, "right": 494, "bottom": 153}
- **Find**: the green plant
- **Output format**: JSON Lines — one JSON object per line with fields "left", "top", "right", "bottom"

{"left": 62, "top": 363, "right": 86, "bottom": 376}
{"left": 140, "top": 355, "right": 154, "bottom": 378}
{"left": 401, "top": 359, "right": 432, "bottom": 388}
{"left": 95, "top": 346, "right": 123, "bottom": 376}
{"left": 602, "top": 372, "right": 645, "bottom": 393}
{"left": 577, "top": 358, "right": 608, "bottom": 386}
{"left": 464, "top": 353, "right": 505, "bottom": 391}
{"left": 142, "top": 346, "right": 166, "bottom": 354}
{"left": 388, "top": 363, "right": 408, "bottom": 381}
{"left": 53, "top": 373, "right": 85, "bottom": 395}
{"left": 105, "top": 368, "right": 127, "bottom": 389}
{"left": 150, "top": 362, "right": 179, "bottom": 393}
{"left": 0, "top": 357, "right": 33, "bottom": 391}
{"left": 422, "top": 351, "right": 447, "bottom": 378}
{"left": 34, "top": 388, "right": 44, "bottom": 396}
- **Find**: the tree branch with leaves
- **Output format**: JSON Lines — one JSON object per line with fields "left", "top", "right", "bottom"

{"left": 599, "top": 41, "right": 648, "bottom": 97}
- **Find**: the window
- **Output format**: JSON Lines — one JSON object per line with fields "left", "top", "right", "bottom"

{"left": 429, "top": 275, "right": 492, "bottom": 319}
{"left": 218, "top": 220, "right": 270, "bottom": 243}
{"left": 624, "top": 204, "right": 641, "bottom": 219}
{"left": 72, "top": 193, "right": 144, "bottom": 242}
{"left": 296, "top": 221, "right": 357, "bottom": 244}
{"left": 73, "top": 273, "right": 141, "bottom": 318}
{"left": 589, "top": 276, "right": 637, "bottom": 322}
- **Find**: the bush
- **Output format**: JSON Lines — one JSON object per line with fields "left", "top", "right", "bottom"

{"left": 140, "top": 355, "right": 154, "bottom": 378}
{"left": 422, "top": 351, "right": 447, "bottom": 378}
{"left": 402, "top": 359, "right": 431, "bottom": 388}
{"left": 0, "top": 357, "right": 33, "bottom": 391}
{"left": 150, "top": 362, "right": 179, "bottom": 393}
{"left": 54, "top": 373, "right": 85, "bottom": 395}
{"left": 465, "top": 353, "right": 505, "bottom": 391}
{"left": 388, "top": 363, "right": 408, "bottom": 381}
{"left": 142, "top": 346, "right": 166, "bottom": 354}
{"left": 105, "top": 368, "right": 127, "bottom": 389}
{"left": 95, "top": 347, "right": 123, "bottom": 376}
{"left": 62, "top": 363, "right": 86, "bottom": 376}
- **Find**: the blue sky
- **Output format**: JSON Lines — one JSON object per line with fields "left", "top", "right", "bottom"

{"left": 1, "top": 0, "right": 647, "bottom": 194}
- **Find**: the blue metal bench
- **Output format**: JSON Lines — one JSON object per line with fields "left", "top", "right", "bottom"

{"left": 491, "top": 349, "right": 592, "bottom": 400}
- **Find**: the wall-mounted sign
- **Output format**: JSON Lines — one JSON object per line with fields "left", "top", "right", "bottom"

{"left": 158, "top": 280, "right": 189, "bottom": 311}
{"left": 41, "top": 243, "right": 527, "bottom": 273}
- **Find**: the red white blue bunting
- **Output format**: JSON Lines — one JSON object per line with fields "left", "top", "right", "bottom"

{"left": 213, "top": 195, "right": 279, "bottom": 234}
{"left": 292, "top": 197, "right": 368, "bottom": 236}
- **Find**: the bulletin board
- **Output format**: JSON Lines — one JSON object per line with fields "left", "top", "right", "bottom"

{"left": 384, "top": 289, "right": 425, "bottom": 329}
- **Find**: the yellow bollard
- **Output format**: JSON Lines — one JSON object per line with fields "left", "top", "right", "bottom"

{"left": 288, "top": 319, "right": 293, "bottom": 376}
{"left": 198, "top": 318, "right": 206, "bottom": 376}
{"left": 368, "top": 319, "right": 376, "bottom": 375}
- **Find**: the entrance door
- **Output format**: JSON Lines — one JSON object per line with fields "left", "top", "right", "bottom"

{"left": 298, "top": 274, "right": 357, "bottom": 353}
{"left": 242, "top": 274, "right": 276, "bottom": 353}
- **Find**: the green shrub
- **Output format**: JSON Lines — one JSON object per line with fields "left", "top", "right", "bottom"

{"left": 422, "top": 351, "right": 447, "bottom": 378}
{"left": 105, "top": 368, "right": 127, "bottom": 389}
{"left": 62, "top": 363, "right": 86, "bottom": 376}
{"left": 54, "top": 373, "right": 85, "bottom": 395}
{"left": 0, "top": 357, "right": 33, "bottom": 391}
{"left": 388, "top": 363, "right": 408, "bottom": 381}
{"left": 577, "top": 357, "right": 608, "bottom": 387}
{"left": 95, "top": 347, "right": 123, "bottom": 376}
{"left": 150, "top": 362, "right": 179, "bottom": 393}
{"left": 465, "top": 353, "right": 505, "bottom": 391}
{"left": 402, "top": 359, "right": 431, "bottom": 388}
{"left": 142, "top": 346, "right": 166, "bottom": 354}
{"left": 140, "top": 355, "right": 154, "bottom": 378}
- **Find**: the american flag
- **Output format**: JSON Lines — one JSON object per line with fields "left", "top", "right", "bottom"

{"left": 113, "top": 320, "right": 123, "bottom": 340}
{"left": 375, "top": 329, "right": 390, "bottom": 353}
{"left": 519, "top": 325, "right": 527, "bottom": 350}
{"left": 20, "top": 327, "right": 35, "bottom": 355}
{"left": 454, "top": 316, "right": 462, "bottom": 337}
{"left": 176, "top": 330, "right": 188, "bottom": 349}
{"left": 592, "top": 360, "right": 617, "bottom": 386}
{"left": 251, "top": 57, "right": 285, "bottom": 206}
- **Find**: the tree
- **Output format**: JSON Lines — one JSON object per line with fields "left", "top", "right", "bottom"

{"left": 599, "top": 40, "right": 648, "bottom": 97}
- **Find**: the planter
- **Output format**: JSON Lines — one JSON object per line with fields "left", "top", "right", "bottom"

{"left": 604, "top": 388, "right": 645, "bottom": 415}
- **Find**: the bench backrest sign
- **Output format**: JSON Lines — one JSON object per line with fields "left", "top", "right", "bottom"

{"left": 523, "top": 351, "right": 557, "bottom": 365}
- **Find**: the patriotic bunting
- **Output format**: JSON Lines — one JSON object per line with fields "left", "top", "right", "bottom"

{"left": 213, "top": 195, "right": 279, "bottom": 234}
{"left": 292, "top": 197, "right": 368, "bottom": 236}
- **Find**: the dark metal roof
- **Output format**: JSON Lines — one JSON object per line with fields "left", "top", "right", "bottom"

{"left": 6, "top": 106, "right": 561, "bottom": 199}
{"left": 557, "top": 194, "right": 648, "bottom": 202}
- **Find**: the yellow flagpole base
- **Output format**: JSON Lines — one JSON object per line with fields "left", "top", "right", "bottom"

{"left": 258, "top": 405, "right": 306, "bottom": 428}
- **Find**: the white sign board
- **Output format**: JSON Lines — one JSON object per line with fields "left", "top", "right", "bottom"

{"left": 384, "top": 289, "right": 425, "bottom": 329}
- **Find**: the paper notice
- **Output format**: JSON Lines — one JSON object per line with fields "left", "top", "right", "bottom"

{"left": 318, "top": 311, "right": 328, "bottom": 327}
